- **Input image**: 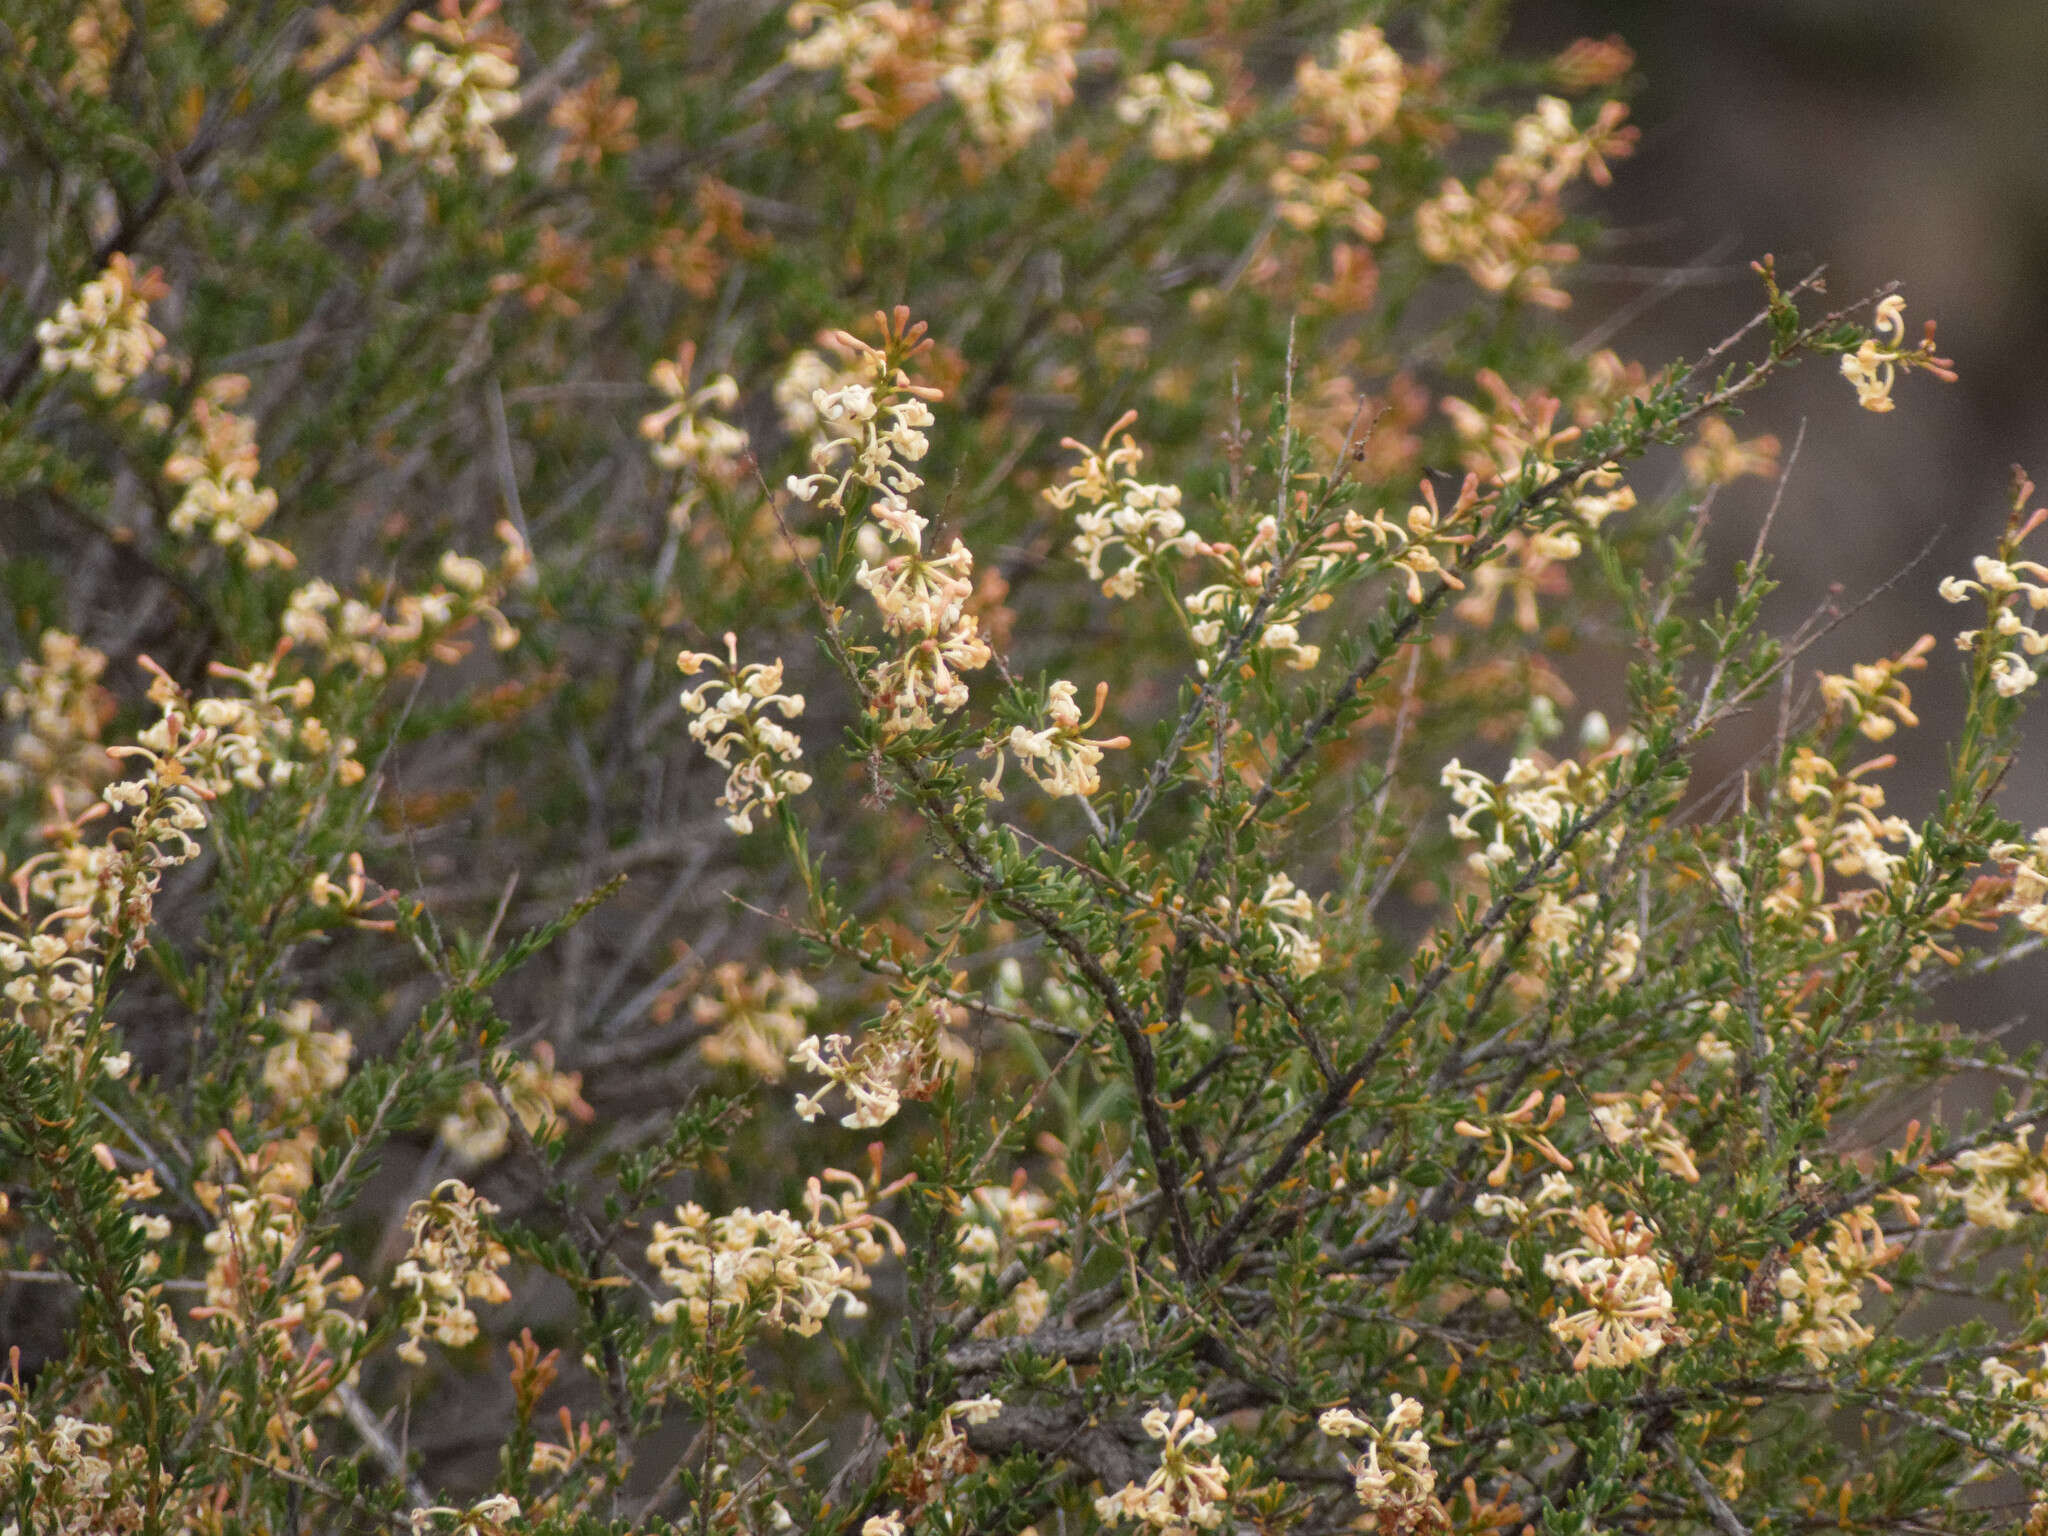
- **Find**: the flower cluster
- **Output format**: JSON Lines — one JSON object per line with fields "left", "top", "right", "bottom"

{"left": 1936, "top": 1125, "right": 2048, "bottom": 1231}
{"left": 401, "top": 0, "right": 523, "bottom": 177}
{"left": 786, "top": 0, "right": 1084, "bottom": 155}
{"left": 1116, "top": 65, "right": 1229, "bottom": 162}
{"left": 163, "top": 373, "right": 292, "bottom": 568}
{"left": 833, "top": 338, "right": 997, "bottom": 732}
{"left": 1540, "top": 1202, "right": 1682, "bottom": 1370}
{"left": 1775, "top": 748, "right": 1921, "bottom": 915}
{"left": 392, "top": 1180, "right": 513, "bottom": 1365}
{"left": 1294, "top": 25, "right": 1405, "bottom": 147}
{"left": 1683, "top": 415, "right": 1782, "bottom": 487}
{"left": 952, "top": 1175, "right": 1062, "bottom": 1336}
{"left": 641, "top": 341, "right": 750, "bottom": 486}
{"left": 35, "top": 254, "right": 167, "bottom": 397}
{"left": 1838, "top": 294, "right": 1955, "bottom": 413}
{"left": 1775, "top": 1205, "right": 1897, "bottom": 1367}
{"left": 646, "top": 1166, "right": 906, "bottom": 1337}
{"left": 1441, "top": 752, "right": 1614, "bottom": 872}
{"left": 1000, "top": 679, "right": 1130, "bottom": 800}
{"left": 195, "top": 1168, "right": 367, "bottom": 1358}
{"left": 786, "top": 311, "right": 942, "bottom": 535}
{"left": 1590, "top": 1088, "right": 1699, "bottom": 1183}
{"left": 938, "top": 0, "right": 1087, "bottom": 155}
{"left": 438, "top": 1043, "right": 591, "bottom": 1166}
{"left": 0, "top": 630, "right": 109, "bottom": 808}
{"left": 1047, "top": 413, "right": 1202, "bottom": 599}
{"left": 792, "top": 988, "right": 969, "bottom": 1128}
{"left": 283, "top": 522, "right": 529, "bottom": 676}
{"left": 261, "top": 999, "right": 355, "bottom": 1113}
{"left": 1939, "top": 535, "right": 2048, "bottom": 699}
{"left": 677, "top": 633, "right": 814, "bottom": 834}
{"left": 1096, "top": 1405, "right": 1232, "bottom": 1533}
{"left": 1818, "top": 634, "right": 1936, "bottom": 741}
{"left": 0, "top": 1393, "right": 166, "bottom": 1536}
{"left": 1416, "top": 97, "right": 1635, "bottom": 307}
{"left": 1318, "top": 1396, "right": 1443, "bottom": 1535}
{"left": 692, "top": 963, "right": 822, "bottom": 1079}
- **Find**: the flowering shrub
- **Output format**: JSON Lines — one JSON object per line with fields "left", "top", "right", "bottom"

{"left": 1, "top": 5, "right": 2044, "bottom": 1536}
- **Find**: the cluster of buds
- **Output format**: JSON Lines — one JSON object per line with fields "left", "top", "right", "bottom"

{"left": 163, "top": 374, "right": 292, "bottom": 568}
{"left": 640, "top": 341, "right": 749, "bottom": 487}
{"left": 1095, "top": 1405, "right": 1233, "bottom": 1532}
{"left": 1818, "top": 635, "right": 1936, "bottom": 740}
{"left": 1318, "top": 1396, "right": 1443, "bottom": 1535}
{"left": 1115, "top": 64, "right": 1229, "bottom": 162}
{"left": 392, "top": 1179, "right": 513, "bottom": 1365}
{"left": 1455, "top": 1088, "right": 1576, "bottom": 1189}
{"left": 1839, "top": 294, "right": 1956, "bottom": 413}
{"left": 792, "top": 988, "right": 970, "bottom": 1128}
{"left": 646, "top": 1165, "right": 908, "bottom": 1337}
{"left": 35, "top": 254, "right": 167, "bottom": 397}
{"left": 677, "top": 633, "right": 813, "bottom": 834}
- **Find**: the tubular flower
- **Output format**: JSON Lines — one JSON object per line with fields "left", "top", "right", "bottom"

{"left": 35, "top": 253, "right": 167, "bottom": 397}
{"left": 1095, "top": 1406, "right": 1232, "bottom": 1533}
{"left": 261, "top": 999, "right": 354, "bottom": 1112}
{"left": 678, "top": 634, "right": 814, "bottom": 834}
{"left": 1939, "top": 506, "right": 2048, "bottom": 698}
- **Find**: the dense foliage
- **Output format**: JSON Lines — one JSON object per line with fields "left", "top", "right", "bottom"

{"left": 1, "top": 4, "right": 2044, "bottom": 1535}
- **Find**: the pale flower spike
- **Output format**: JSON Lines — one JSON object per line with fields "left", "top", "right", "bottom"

{"left": 677, "top": 633, "right": 813, "bottom": 834}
